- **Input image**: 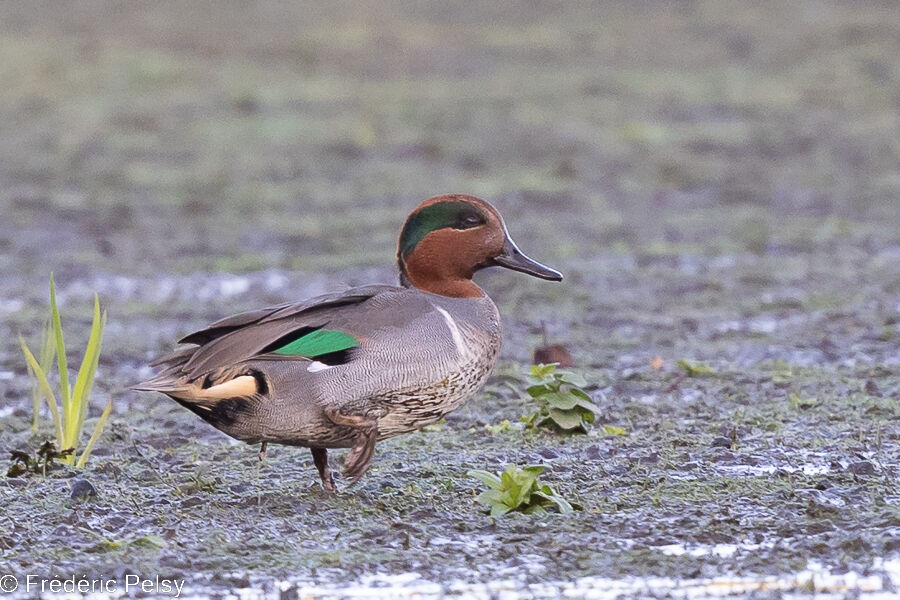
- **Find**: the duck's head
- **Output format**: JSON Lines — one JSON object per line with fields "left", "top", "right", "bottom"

{"left": 397, "top": 194, "right": 562, "bottom": 298}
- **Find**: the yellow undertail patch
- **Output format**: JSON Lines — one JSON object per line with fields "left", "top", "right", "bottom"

{"left": 197, "top": 375, "right": 258, "bottom": 400}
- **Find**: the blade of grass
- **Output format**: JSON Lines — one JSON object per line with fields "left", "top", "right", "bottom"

{"left": 75, "top": 309, "right": 106, "bottom": 445}
{"left": 71, "top": 298, "right": 105, "bottom": 449}
{"left": 20, "top": 337, "right": 64, "bottom": 447}
{"left": 31, "top": 317, "right": 57, "bottom": 430}
{"left": 27, "top": 356, "right": 38, "bottom": 431}
{"left": 39, "top": 317, "right": 57, "bottom": 371}
{"left": 49, "top": 274, "right": 72, "bottom": 440}
{"left": 77, "top": 399, "right": 112, "bottom": 468}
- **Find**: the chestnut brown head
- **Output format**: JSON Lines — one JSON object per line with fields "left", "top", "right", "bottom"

{"left": 397, "top": 194, "right": 561, "bottom": 297}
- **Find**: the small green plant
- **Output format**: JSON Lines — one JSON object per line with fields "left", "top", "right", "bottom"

{"left": 26, "top": 318, "right": 57, "bottom": 430}
{"left": 602, "top": 424, "right": 627, "bottom": 436}
{"left": 81, "top": 529, "right": 167, "bottom": 553}
{"left": 19, "top": 275, "right": 111, "bottom": 468}
{"left": 521, "top": 364, "right": 599, "bottom": 433}
{"left": 677, "top": 359, "right": 715, "bottom": 377}
{"left": 789, "top": 393, "right": 817, "bottom": 410}
{"left": 468, "top": 464, "right": 576, "bottom": 516}
{"left": 484, "top": 419, "right": 513, "bottom": 434}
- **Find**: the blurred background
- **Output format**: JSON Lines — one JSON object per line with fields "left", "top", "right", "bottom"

{"left": 2, "top": 1, "right": 897, "bottom": 278}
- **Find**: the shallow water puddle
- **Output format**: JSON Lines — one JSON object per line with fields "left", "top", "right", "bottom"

{"left": 656, "top": 541, "right": 774, "bottom": 558}
{"left": 12, "top": 562, "right": 893, "bottom": 600}
{"left": 716, "top": 463, "right": 832, "bottom": 477}
{"left": 254, "top": 559, "right": 898, "bottom": 600}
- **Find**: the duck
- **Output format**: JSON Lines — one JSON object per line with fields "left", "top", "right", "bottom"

{"left": 134, "top": 194, "right": 562, "bottom": 491}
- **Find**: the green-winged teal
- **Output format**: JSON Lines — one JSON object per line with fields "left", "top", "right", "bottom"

{"left": 135, "top": 194, "right": 561, "bottom": 490}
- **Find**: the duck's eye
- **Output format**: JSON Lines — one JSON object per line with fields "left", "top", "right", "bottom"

{"left": 462, "top": 214, "right": 483, "bottom": 227}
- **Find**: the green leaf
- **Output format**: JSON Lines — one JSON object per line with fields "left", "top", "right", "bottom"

{"left": 522, "top": 503, "right": 547, "bottom": 515}
{"left": 77, "top": 398, "right": 112, "bottom": 468}
{"left": 543, "top": 391, "right": 582, "bottom": 410}
{"left": 533, "top": 490, "right": 574, "bottom": 514}
{"left": 520, "top": 410, "right": 542, "bottom": 428}
{"left": 20, "top": 337, "right": 63, "bottom": 445}
{"left": 130, "top": 535, "right": 167, "bottom": 549}
{"left": 529, "top": 364, "right": 557, "bottom": 379}
{"left": 31, "top": 317, "right": 57, "bottom": 431}
{"left": 49, "top": 274, "right": 72, "bottom": 445}
{"left": 576, "top": 400, "right": 602, "bottom": 416}
{"left": 557, "top": 371, "right": 587, "bottom": 387}
{"left": 477, "top": 489, "right": 505, "bottom": 509}
{"left": 468, "top": 469, "right": 502, "bottom": 490}
{"left": 677, "top": 359, "right": 714, "bottom": 377}
{"left": 547, "top": 407, "right": 585, "bottom": 430}
{"left": 569, "top": 387, "right": 592, "bottom": 401}
{"left": 508, "top": 470, "right": 536, "bottom": 508}
{"left": 484, "top": 419, "right": 512, "bottom": 434}
{"left": 526, "top": 384, "right": 553, "bottom": 398}
{"left": 39, "top": 317, "right": 57, "bottom": 371}
{"left": 70, "top": 298, "right": 105, "bottom": 451}
{"left": 603, "top": 424, "right": 627, "bottom": 436}
{"left": 521, "top": 465, "right": 547, "bottom": 477}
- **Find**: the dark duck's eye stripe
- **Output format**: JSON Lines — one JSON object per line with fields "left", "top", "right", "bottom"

{"left": 399, "top": 201, "right": 487, "bottom": 257}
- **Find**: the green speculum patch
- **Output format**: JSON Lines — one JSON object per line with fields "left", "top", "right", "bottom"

{"left": 271, "top": 328, "right": 360, "bottom": 358}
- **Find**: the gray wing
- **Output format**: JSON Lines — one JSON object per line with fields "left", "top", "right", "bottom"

{"left": 159, "top": 284, "right": 400, "bottom": 379}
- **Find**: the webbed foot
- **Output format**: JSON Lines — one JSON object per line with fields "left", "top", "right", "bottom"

{"left": 324, "top": 409, "right": 379, "bottom": 485}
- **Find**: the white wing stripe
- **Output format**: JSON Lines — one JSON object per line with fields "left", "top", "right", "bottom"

{"left": 434, "top": 305, "right": 468, "bottom": 359}
{"left": 307, "top": 361, "right": 332, "bottom": 373}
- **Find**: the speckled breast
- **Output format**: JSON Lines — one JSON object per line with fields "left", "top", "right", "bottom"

{"left": 373, "top": 337, "right": 501, "bottom": 439}
{"left": 357, "top": 291, "right": 501, "bottom": 440}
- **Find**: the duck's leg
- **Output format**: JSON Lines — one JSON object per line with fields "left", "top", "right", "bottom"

{"left": 311, "top": 447, "right": 336, "bottom": 492}
{"left": 323, "top": 409, "right": 379, "bottom": 484}
{"left": 258, "top": 442, "right": 268, "bottom": 461}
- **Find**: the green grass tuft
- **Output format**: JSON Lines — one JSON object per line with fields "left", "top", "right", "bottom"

{"left": 19, "top": 274, "right": 112, "bottom": 468}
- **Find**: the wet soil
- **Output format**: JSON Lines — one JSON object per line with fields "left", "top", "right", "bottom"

{"left": 1, "top": 2, "right": 898, "bottom": 598}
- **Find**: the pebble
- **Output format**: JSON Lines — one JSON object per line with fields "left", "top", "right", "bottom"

{"left": 847, "top": 460, "right": 876, "bottom": 475}
{"left": 710, "top": 436, "right": 732, "bottom": 448}
{"left": 537, "top": 447, "right": 560, "bottom": 459}
{"left": 584, "top": 445, "right": 613, "bottom": 460}
{"left": 70, "top": 478, "right": 97, "bottom": 501}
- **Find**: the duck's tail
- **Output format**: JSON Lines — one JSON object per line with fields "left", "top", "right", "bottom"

{"left": 131, "top": 346, "right": 261, "bottom": 404}
{"left": 130, "top": 346, "right": 196, "bottom": 396}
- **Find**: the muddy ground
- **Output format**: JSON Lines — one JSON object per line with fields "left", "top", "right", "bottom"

{"left": 0, "top": 1, "right": 898, "bottom": 598}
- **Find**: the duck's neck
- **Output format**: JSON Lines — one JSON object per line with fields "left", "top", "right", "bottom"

{"left": 399, "top": 268, "right": 484, "bottom": 298}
